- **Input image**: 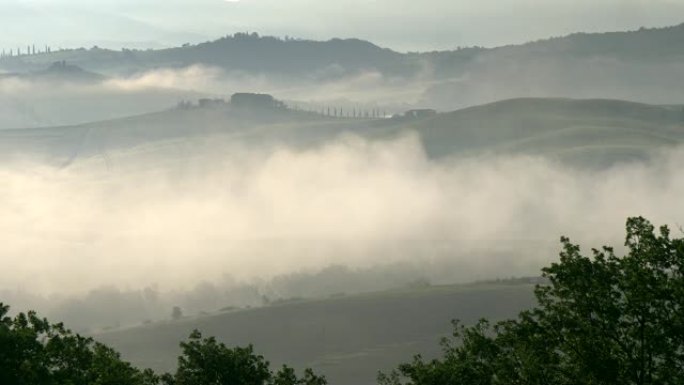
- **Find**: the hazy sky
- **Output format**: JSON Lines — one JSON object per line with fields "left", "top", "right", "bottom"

{"left": 1, "top": 0, "right": 683, "bottom": 52}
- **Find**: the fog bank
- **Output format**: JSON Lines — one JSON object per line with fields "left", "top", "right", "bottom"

{"left": 2, "top": 134, "right": 683, "bottom": 296}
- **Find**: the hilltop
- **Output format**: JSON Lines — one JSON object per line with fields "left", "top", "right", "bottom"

{"left": 3, "top": 24, "right": 684, "bottom": 78}
{"left": 0, "top": 61, "right": 105, "bottom": 83}
{"left": 415, "top": 98, "right": 684, "bottom": 166}
{"left": 0, "top": 61, "right": 203, "bottom": 130}
{"left": 0, "top": 34, "right": 413, "bottom": 77}
{"left": 3, "top": 24, "right": 684, "bottom": 110}
{"left": 1, "top": 96, "right": 682, "bottom": 169}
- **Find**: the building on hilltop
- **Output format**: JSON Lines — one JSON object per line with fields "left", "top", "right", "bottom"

{"left": 50, "top": 60, "right": 68, "bottom": 70}
{"left": 231, "top": 93, "right": 285, "bottom": 109}
{"left": 403, "top": 109, "right": 437, "bottom": 119}
{"left": 198, "top": 98, "right": 226, "bottom": 108}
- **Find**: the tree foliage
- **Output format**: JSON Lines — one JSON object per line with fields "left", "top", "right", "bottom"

{"left": 0, "top": 307, "right": 326, "bottom": 385}
{"left": 5, "top": 216, "right": 679, "bottom": 385}
{"left": 380, "top": 217, "right": 684, "bottom": 385}
{"left": 162, "top": 330, "right": 326, "bottom": 385}
{"left": 0, "top": 304, "right": 158, "bottom": 385}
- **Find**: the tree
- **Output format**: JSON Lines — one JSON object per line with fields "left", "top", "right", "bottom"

{"left": 380, "top": 217, "right": 684, "bottom": 385}
{"left": 162, "top": 330, "right": 326, "bottom": 385}
{"left": 1, "top": 305, "right": 327, "bottom": 385}
{"left": 0, "top": 304, "right": 159, "bottom": 385}
{"left": 1, "top": 302, "right": 327, "bottom": 385}
{"left": 171, "top": 306, "right": 183, "bottom": 321}
{"left": 272, "top": 367, "right": 327, "bottom": 385}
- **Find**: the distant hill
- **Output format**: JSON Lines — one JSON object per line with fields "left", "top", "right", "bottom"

{"left": 0, "top": 62, "right": 205, "bottom": 130}
{"left": 94, "top": 281, "right": 536, "bottom": 385}
{"left": 152, "top": 34, "right": 412, "bottom": 77}
{"left": 3, "top": 24, "right": 684, "bottom": 77}
{"left": 506, "top": 23, "right": 684, "bottom": 59}
{"left": 0, "top": 34, "right": 415, "bottom": 78}
{"left": 4, "top": 25, "right": 684, "bottom": 109}
{"left": 1, "top": 97, "right": 682, "bottom": 169}
{"left": 420, "top": 24, "right": 684, "bottom": 109}
{"left": 0, "top": 61, "right": 106, "bottom": 83}
{"left": 35, "top": 61, "right": 106, "bottom": 83}
{"left": 413, "top": 98, "right": 684, "bottom": 166}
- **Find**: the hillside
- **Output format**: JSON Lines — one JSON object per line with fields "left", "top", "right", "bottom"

{"left": 508, "top": 23, "right": 684, "bottom": 59}
{"left": 1, "top": 97, "right": 682, "bottom": 169}
{"left": 0, "top": 34, "right": 415, "bottom": 77}
{"left": 4, "top": 24, "right": 684, "bottom": 78}
{"left": 94, "top": 281, "right": 537, "bottom": 385}
{"left": 5, "top": 25, "right": 684, "bottom": 110}
{"left": 0, "top": 61, "right": 204, "bottom": 130}
{"left": 413, "top": 98, "right": 684, "bottom": 166}
{"left": 0, "top": 61, "right": 106, "bottom": 83}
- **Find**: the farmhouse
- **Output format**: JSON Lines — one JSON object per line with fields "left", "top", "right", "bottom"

{"left": 231, "top": 93, "right": 285, "bottom": 109}
{"left": 403, "top": 109, "right": 437, "bottom": 119}
{"left": 198, "top": 98, "right": 226, "bottom": 108}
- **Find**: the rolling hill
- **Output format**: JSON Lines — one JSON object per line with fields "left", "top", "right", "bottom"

{"left": 0, "top": 62, "right": 205, "bottom": 130}
{"left": 413, "top": 98, "right": 684, "bottom": 166}
{"left": 1, "top": 97, "right": 682, "bottom": 169}
{"left": 0, "top": 34, "right": 414, "bottom": 78}
{"left": 94, "top": 280, "right": 537, "bottom": 385}
{"left": 3, "top": 24, "right": 684, "bottom": 112}
{"left": 5, "top": 24, "right": 684, "bottom": 114}
{"left": 5, "top": 24, "right": 684, "bottom": 78}
{"left": 0, "top": 61, "right": 106, "bottom": 84}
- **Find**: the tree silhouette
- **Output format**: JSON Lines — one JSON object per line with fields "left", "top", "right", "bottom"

{"left": 171, "top": 306, "right": 183, "bottom": 320}
{"left": 0, "top": 304, "right": 158, "bottom": 385}
{"left": 380, "top": 217, "right": 684, "bottom": 385}
{"left": 162, "top": 330, "right": 326, "bottom": 385}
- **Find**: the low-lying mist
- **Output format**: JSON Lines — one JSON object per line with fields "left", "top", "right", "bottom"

{"left": 2, "top": 133, "right": 684, "bottom": 330}
{"left": 0, "top": 64, "right": 431, "bottom": 129}
{"left": 6, "top": 55, "right": 684, "bottom": 132}
{"left": 0, "top": 77, "right": 197, "bottom": 130}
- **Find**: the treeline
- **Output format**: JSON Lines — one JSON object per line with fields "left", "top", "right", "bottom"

{"left": 16, "top": 259, "right": 472, "bottom": 333}
{"left": 2, "top": 217, "right": 683, "bottom": 384}
{"left": 0, "top": 45, "right": 52, "bottom": 59}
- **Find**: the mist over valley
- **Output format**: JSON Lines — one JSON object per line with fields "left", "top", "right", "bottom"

{"left": 2, "top": 15, "right": 684, "bottom": 385}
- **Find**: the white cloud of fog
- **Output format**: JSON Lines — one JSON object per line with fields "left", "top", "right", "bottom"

{"left": 103, "top": 65, "right": 229, "bottom": 93}
{"left": 0, "top": 73, "right": 204, "bottom": 129}
{"left": 2, "top": 133, "right": 684, "bottom": 298}
{"left": 104, "top": 65, "right": 427, "bottom": 106}
{"left": 0, "top": 66, "right": 427, "bottom": 130}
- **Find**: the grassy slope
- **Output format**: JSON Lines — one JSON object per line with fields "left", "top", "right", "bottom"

{"left": 1, "top": 98, "right": 683, "bottom": 169}
{"left": 411, "top": 98, "right": 684, "bottom": 166}
{"left": 95, "top": 281, "right": 536, "bottom": 385}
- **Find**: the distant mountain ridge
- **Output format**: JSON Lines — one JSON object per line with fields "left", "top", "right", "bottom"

{"left": 165, "top": 34, "right": 409, "bottom": 76}
{"left": 4, "top": 23, "right": 684, "bottom": 78}
{"left": 4, "top": 23, "right": 684, "bottom": 112}
{"left": 0, "top": 33, "right": 414, "bottom": 77}
{"left": 508, "top": 23, "right": 684, "bottom": 58}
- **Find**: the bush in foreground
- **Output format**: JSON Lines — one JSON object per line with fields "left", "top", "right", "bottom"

{"left": 0, "top": 307, "right": 325, "bottom": 385}
{"left": 0, "top": 304, "right": 158, "bottom": 385}
{"left": 379, "top": 217, "right": 684, "bottom": 385}
{"left": 161, "top": 329, "right": 326, "bottom": 385}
